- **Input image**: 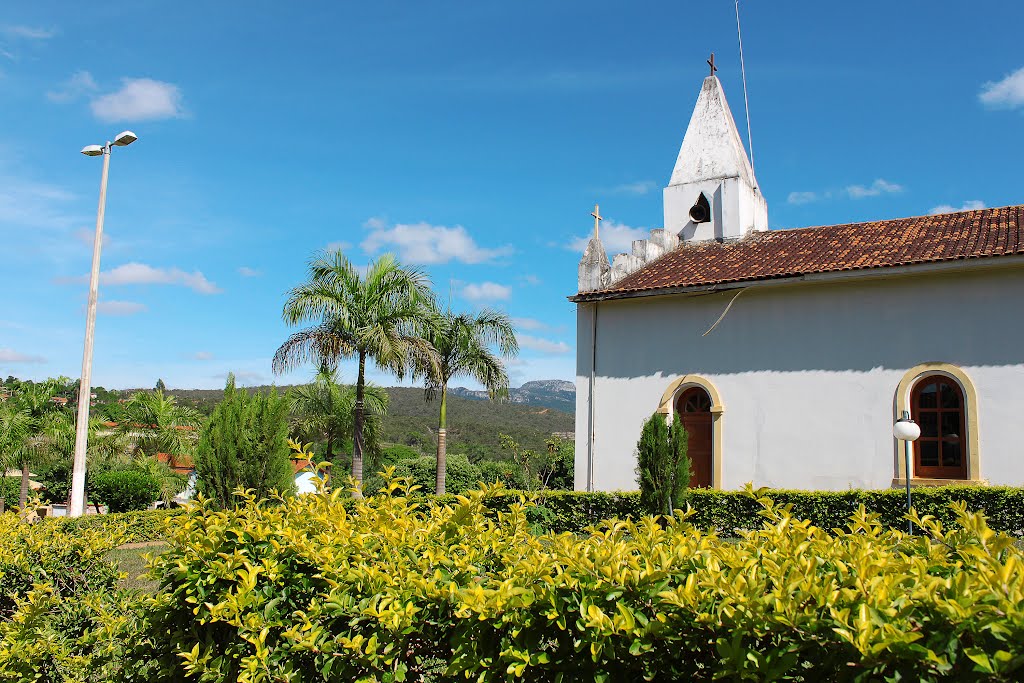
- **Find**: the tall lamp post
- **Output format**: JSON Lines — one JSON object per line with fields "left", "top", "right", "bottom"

{"left": 893, "top": 410, "right": 921, "bottom": 535}
{"left": 69, "top": 130, "right": 138, "bottom": 518}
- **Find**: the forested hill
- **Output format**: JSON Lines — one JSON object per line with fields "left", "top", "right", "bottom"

{"left": 380, "top": 387, "right": 573, "bottom": 457}
{"left": 153, "top": 382, "right": 574, "bottom": 458}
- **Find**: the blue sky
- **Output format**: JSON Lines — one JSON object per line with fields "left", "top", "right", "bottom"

{"left": 2, "top": 2, "right": 1022, "bottom": 390}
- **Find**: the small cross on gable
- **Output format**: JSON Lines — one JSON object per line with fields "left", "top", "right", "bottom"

{"left": 591, "top": 203, "right": 603, "bottom": 239}
{"left": 707, "top": 52, "right": 718, "bottom": 77}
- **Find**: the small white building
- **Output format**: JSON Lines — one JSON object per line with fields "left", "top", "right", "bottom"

{"left": 573, "top": 72, "right": 1024, "bottom": 492}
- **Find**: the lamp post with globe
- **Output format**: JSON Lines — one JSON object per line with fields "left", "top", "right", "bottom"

{"left": 893, "top": 411, "right": 922, "bottom": 535}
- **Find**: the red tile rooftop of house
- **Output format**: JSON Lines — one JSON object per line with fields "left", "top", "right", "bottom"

{"left": 573, "top": 204, "right": 1024, "bottom": 301}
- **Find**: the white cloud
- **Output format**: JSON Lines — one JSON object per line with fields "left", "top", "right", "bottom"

{"left": 461, "top": 281, "right": 511, "bottom": 302}
{"left": 1, "top": 25, "right": 56, "bottom": 40}
{"left": 787, "top": 191, "right": 818, "bottom": 205}
{"left": 191, "top": 351, "right": 214, "bottom": 361}
{"left": 979, "top": 67, "right": 1024, "bottom": 110}
{"left": 0, "top": 176, "right": 77, "bottom": 231}
{"left": 98, "top": 262, "right": 221, "bottom": 294}
{"left": 513, "top": 317, "right": 549, "bottom": 331}
{"left": 519, "top": 274, "right": 541, "bottom": 286}
{"left": 0, "top": 348, "right": 46, "bottom": 363}
{"left": 47, "top": 70, "right": 97, "bottom": 103}
{"left": 90, "top": 78, "right": 185, "bottom": 122}
{"left": 608, "top": 180, "right": 657, "bottom": 195}
{"left": 929, "top": 200, "right": 986, "bottom": 215}
{"left": 361, "top": 218, "right": 513, "bottom": 264}
{"left": 846, "top": 179, "right": 904, "bottom": 199}
{"left": 518, "top": 334, "right": 570, "bottom": 355}
{"left": 237, "top": 266, "right": 261, "bottom": 277}
{"left": 568, "top": 219, "right": 647, "bottom": 254}
{"left": 96, "top": 300, "right": 147, "bottom": 316}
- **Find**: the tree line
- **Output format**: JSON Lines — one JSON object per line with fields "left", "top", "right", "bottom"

{"left": 1, "top": 247, "right": 574, "bottom": 510}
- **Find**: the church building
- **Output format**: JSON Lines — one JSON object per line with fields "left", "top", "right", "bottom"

{"left": 572, "top": 69, "right": 1024, "bottom": 492}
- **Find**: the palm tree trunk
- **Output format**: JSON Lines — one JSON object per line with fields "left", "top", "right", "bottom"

{"left": 19, "top": 461, "right": 29, "bottom": 510}
{"left": 435, "top": 384, "right": 447, "bottom": 495}
{"left": 352, "top": 351, "right": 366, "bottom": 497}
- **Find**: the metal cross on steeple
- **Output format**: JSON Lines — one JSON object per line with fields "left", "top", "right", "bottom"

{"left": 591, "top": 203, "right": 603, "bottom": 239}
{"left": 707, "top": 52, "right": 718, "bottom": 77}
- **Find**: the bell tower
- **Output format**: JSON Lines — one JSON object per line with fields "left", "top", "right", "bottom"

{"left": 664, "top": 57, "right": 767, "bottom": 243}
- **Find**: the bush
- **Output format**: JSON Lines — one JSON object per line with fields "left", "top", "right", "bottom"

{"left": 637, "top": 411, "right": 689, "bottom": 515}
{"left": 194, "top": 374, "right": 295, "bottom": 507}
{"left": 478, "top": 459, "right": 528, "bottom": 490}
{"left": 0, "top": 510, "right": 150, "bottom": 681}
{"left": 90, "top": 469, "right": 161, "bottom": 513}
{"left": 37, "top": 460, "right": 72, "bottom": 504}
{"left": 138, "top": 482, "right": 1024, "bottom": 681}
{"left": 0, "top": 477, "right": 19, "bottom": 509}
{"left": 61, "top": 507, "right": 185, "bottom": 544}
{"left": 405, "top": 454, "right": 481, "bottom": 495}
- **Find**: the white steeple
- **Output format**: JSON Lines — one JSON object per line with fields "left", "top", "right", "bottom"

{"left": 663, "top": 72, "right": 767, "bottom": 242}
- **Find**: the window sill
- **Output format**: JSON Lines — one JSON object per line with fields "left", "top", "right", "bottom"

{"left": 891, "top": 478, "right": 982, "bottom": 488}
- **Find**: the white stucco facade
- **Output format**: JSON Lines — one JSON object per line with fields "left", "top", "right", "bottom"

{"left": 574, "top": 263, "right": 1024, "bottom": 491}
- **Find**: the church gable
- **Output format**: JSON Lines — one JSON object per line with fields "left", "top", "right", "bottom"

{"left": 573, "top": 204, "right": 1024, "bottom": 301}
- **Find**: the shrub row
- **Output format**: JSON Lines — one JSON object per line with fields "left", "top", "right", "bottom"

{"left": 58, "top": 507, "right": 185, "bottom": 544}
{"left": 34, "top": 484, "right": 1024, "bottom": 546}
{"left": 438, "top": 484, "right": 1024, "bottom": 536}
{"left": 133, "top": 482, "right": 1024, "bottom": 681}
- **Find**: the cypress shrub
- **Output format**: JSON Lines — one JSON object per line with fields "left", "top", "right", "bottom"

{"left": 636, "top": 411, "right": 690, "bottom": 515}
{"left": 194, "top": 374, "right": 295, "bottom": 507}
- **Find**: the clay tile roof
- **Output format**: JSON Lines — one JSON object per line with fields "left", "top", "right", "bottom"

{"left": 572, "top": 205, "right": 1024, "bottom": 301}
{"left": 291, "top": 459, "right": 313, "bottom": 475}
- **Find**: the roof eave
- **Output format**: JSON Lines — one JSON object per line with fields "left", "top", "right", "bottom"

{"left": 568, "top": 252, "right": 1024, "bottom": 303}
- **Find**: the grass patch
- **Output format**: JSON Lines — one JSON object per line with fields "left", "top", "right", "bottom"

{"left": 106, "top": 542, "right": 167, "bottom": 594}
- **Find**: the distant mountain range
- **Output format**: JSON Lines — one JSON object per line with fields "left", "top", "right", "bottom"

{"left": 449, "top": 379, "right": 576, "bottom": 414}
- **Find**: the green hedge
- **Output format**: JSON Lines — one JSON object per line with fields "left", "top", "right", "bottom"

{"left": 58, "top": 507, "right": 185, "bottom": 544}
{"left": 433, "top": 485, "right": 1024, "bottom": 536}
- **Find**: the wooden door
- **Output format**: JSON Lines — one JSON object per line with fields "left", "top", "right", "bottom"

{"left": 676, "top": 387, "right": 713, "bottom": 488}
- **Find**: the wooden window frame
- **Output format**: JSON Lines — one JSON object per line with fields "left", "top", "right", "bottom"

{"left": 911, "top": 376, "right": 968, "bottom": 480}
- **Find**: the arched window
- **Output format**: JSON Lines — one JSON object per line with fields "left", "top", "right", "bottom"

{"left": 911, "top": 376, "right": 968, "bottom": 479}
{"left": 675, "top": 386, "right": 713, "bottom": 488}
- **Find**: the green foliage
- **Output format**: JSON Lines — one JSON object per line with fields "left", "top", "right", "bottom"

{"left": 0, "top": 510, "right": 150, "bottom": 681}
{"left": 37, "top": 459, "right": 72, "bottom": 504}
{"left": 290, "top": 370, "right": 388, "bottom": 462}
{"left": 636, "top": 411, "right": 690, "bottom": 515}
{"left": 498, "top": 434, "right": 574, "bottom": 491}
{"left": 60, "top": 507, "right": 185, "bottom": 544}
{"left": 0, "top": 512, "right": 123, "bottom": 619}
{"left": 478, "top": 459, "right": 528, "bottom": 490}
{"left": 0, "top": 477, "right": 19, "bottom": 507}
{"left": 194, "top": 374, "right": 295, "bottom": 507}
{"left": 404, "top": 454, "right": 482, "bottom": 495}
{"left": 132, "top": 481, "right": 1024, "bottom": 682}
{"left": 90, "top": 469, "right": 162, "bottom": 513}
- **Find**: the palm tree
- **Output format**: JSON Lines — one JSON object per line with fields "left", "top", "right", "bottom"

{"left": 290, "top": 369, "right": 389, "bottom": 464}
{"left": 273, "top": 250, "right": 438, "bottom": 491}
{"left": 0, "top": 401, "right": 34, "bottom": 508}
{"left": 419, "top": 309, "right": 518, "bottom": 494}
{"left": 118, "top": 389, "right": 203, "bottom": 459}
{"left": 2, "top": 380, "right": 67, "bottom": 508}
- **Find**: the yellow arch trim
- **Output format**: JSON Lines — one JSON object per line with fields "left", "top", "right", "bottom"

{"left": 894, "top": 362, "right": 981, "bottom": 484}
{"left": 657, "top": 375, "right": 724, "bottom": 489}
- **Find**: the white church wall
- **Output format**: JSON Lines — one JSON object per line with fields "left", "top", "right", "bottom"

{"left": 577, "top": 265, "right": 1024, "bottom": 491}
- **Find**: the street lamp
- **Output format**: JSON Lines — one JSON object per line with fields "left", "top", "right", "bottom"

{"left": 893, "top": 410, "right": 921, "bottom": 535}
{"left": 69, "top": 130, "right": 137, "bottom": 518}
